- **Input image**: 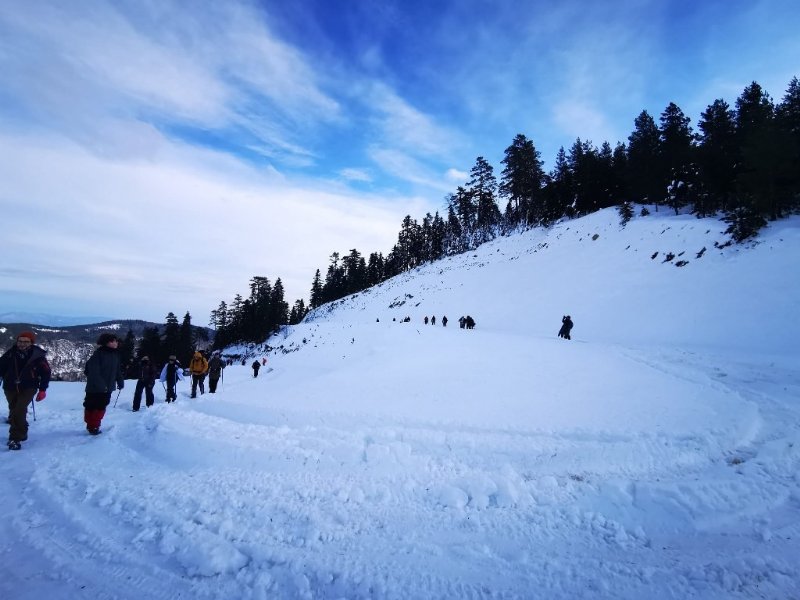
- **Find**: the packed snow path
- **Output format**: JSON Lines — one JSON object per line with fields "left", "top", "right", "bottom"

{"left": 2, "top": 330, "right": 798, "bottom": 599}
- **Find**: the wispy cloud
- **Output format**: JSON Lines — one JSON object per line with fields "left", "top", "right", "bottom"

{"left": 0, "top": 0, "right": 340, "bottom": 165}
{"left": 339, "top": 168, "right": 373, "bottom": 183}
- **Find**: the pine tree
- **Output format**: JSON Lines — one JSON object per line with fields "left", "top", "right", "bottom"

{"left": 776, "top": 77, "right": 800, "bottom": 211}
{"left": 138, "top": 326, "right": 162, "bottom": 365}
{"left": 289, "top": 299, "right": 307, "bottom": 325}
{"left": 120, "top": 329, "right": 136, "bottom": 369}
{"left": 178, "top": 312, "right": 193, "bottom": 363}
{"left": 567, "top": 138, "right": 600, "bottom": 215}
{"left": 734, "top": 81, "right": 785, "bottom": 220}
{"left": 366, "top": 253, "right": 385, "bottom": 287}
{"left": 269, "top": 278, "right": 289, "bottom": 333}
{"left": 499, "top": 134, "right": 546, "bottom": 228}
{"left": 610, "top": 142, "right": 629, "bottom": 204}
{"left": 659, "top": 102, "right": 695, "bottom": 213}
{"left": 163, "top": 313, "right": 180, "bottom": 362}
{"left": 310, "top": 269, "right": 323, "bottom": 309}
{"left": 468, "top": 156, "right": 500, "bottom": 243}
{"left": 627, "top": 110, "right": 662, "bottom": 207}
{"left": 544, "top": 147, "right": 571, "bottom": 223}
{"left": 618, "top": 201, "right": 634, "bottom": 226}
{"left": 697, "top": 99, "right": 737, "bottom": 216}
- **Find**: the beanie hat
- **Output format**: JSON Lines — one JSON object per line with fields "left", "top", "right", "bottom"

{"left": 169, "top": 355, "right": 177, "bottom": 361}
{"left": 17, "top": 330, "right": 36, "bottom": 342}
{"left": 96, "top": 332, "right": 119, "bottom": 345}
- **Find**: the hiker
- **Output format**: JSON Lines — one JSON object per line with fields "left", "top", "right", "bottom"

{"left": 160, "top": 355, "right": 184, "bottom": 403}
{"left": 0, "top": 331, "right": 51, "bottom": 451}
{"left": 459, "top": 316, "right": 466, "bottom": 329}
{"left": 83, "top": 333, "right": 124, "bottom": 435}
{"left": 442, "top": 316, "right": 448, "bottom": 327}
{"left": 208, "top": 351, "right": 224, "bottom": 393}
{"left": 252, "top": 359, "right": 261, "bottom": 378}
{"left": 132, "top": 356, "right": 158, "bottom": 411}
{"left": 189, "top": 351, "right": 209, "bottom": 398}
{"left": 558, "top": 315, "right": 574, "bottom": 340}
{"left": 262, "top": 357, "right": 267, "bottom": 366}
{"left": 424, "top": 316, "right": 429, "bottom": 325}
{"left": 431, "top": 316, "right": 436, "bottom": 326}
{"left": 465, "top": 315, "right": 475, "bottom": 329}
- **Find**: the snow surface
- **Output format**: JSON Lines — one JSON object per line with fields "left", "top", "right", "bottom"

{"left": 2, "top": 208, "right": 799, "bottom": 599}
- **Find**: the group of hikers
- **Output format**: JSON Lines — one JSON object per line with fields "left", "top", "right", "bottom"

{"left": 0, "top": 330, "right": 251, "bottom": 451}
{"left": 130, "top": 349, "right": 227, "bottom": 411}
{"left": 1, "top": 313, "right": 574, "bottom": 451}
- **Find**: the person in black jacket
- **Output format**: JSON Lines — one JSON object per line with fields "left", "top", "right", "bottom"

{"left": 208, "top": 351, "right": 224, "bottom": 393}
{"left": 83, "top": 333, "right": 124, "bottom": 435}
{"left": 132, "top": 356, "right": 159, "bottom": 411}
{"left": 252, "top": 359, "right": 261, "bottom": 378}
{"left": 558, "top": 315, "right": 574, "bottom": 340}
{"left": 0, "top": 330, "right": 51, "bottom": 450}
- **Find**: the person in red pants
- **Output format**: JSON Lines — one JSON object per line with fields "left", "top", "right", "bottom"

{"left": 83, "top": 333, "right": 124, "bottom": 435}
{"left": 0, "top": 330, "right": 50, "bottom": 450}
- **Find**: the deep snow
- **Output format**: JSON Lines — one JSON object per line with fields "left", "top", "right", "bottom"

{"left": 2, "top": 208, "right": 799, "bottom": 599}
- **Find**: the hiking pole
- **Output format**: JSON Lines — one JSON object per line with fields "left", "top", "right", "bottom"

{"left": 31, "top": 395, "right": 37, "bottom": 421}
{"left": 113, "top": 388, "right": 122, "bottom": 408}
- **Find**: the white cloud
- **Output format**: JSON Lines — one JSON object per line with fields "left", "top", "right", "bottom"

{"left": 340, "top": 168, "right": 373, "bottom": 182}
{"left": 0, "top": 130, "right": 412, "bottom": 322}
{"left": 368, "top": 146, "right": 454, "bottom": 194}
{"left": 0, "top": 0, "right": 340, "bottom": 164}
{"left": 445, "top": 168, "right": 468, "bottom": 183}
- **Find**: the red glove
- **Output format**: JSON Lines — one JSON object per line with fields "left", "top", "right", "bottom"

{"left": 36, "top": 390, "right": 46, "bottom": 401}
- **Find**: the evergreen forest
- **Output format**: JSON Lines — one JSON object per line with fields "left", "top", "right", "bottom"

{"left": 208, "top": 77, "right": 800, "bottom": 347}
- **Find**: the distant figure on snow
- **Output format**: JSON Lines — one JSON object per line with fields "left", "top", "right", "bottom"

{"left": 431, "top": 316, "right": 436, "bottom": 326}
{"left": 160, "top": 355, "right": 184, "bottom": 403}
{"left": 465, "top": 315, "right": 475, "bottom": 330}
{"left": 442, "top": 316, "right": 448, "bottom": 327}
{"left": 252, "top": 360, "right": 261, "bottom": 378}
{"left": 262, "top": 357, "right": 267, "bottom": 366}
{"left": 208, "top": 351, "right": 225, "bottom": 393}
{"left": 0, "top": 331, "right": 51, "bottom": 451}
{"left": 459, "top": 316, "right": 466, "bottom": 329}
{"left": 83, "top": 333, "right": 124, "bottom": 435}
{"left": 558, "top": 315, "right": 574, "bottom": 340}
{"left": 424, "top": 316, "right": 429, "bottom": 325}
{"left": 132, "top": 356, "right": 158, "bottom": 411}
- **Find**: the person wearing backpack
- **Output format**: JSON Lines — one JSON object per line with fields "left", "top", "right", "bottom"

{"left": 208, "top": 351, "right": 224, "bottom": 393}
{"left": 160, "top": 355, "right": 184, "bottom": 403}
{"left": 189, "top": 351, "right": 209, "bottom": 398}
{"left": 251, "top": 359, "right": 261, "bottom": 378}
{"left": 132, "top": 356, "right": 159, "bottom": 411}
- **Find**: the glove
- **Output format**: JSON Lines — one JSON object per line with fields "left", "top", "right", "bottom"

{"left": 36, "top": 390, "right": 46, "bottom": 401}
{"left": 118, "top": 382, "right": 124, "bottom": 391}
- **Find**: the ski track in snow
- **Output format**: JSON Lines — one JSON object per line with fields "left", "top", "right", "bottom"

{"left": 4, "top": 347, "right": 799, "bottom": 600}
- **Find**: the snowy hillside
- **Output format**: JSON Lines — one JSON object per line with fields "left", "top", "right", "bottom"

{"left": 2, "top": 208, "right": 799, "bottom": 600}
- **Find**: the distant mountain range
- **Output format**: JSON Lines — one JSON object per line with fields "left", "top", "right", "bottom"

{"left": 0, "top": 319, "right": 212, "bottom": 381}
{"left": 0, "top": 312, "right": 114, "bottom": 326}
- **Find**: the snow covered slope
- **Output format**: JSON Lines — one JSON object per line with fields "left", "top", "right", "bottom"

{"left": 2, "top": 209, "right": 799, "bottom": 600}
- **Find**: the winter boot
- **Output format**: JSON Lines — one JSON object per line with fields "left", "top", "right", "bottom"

{"left": 7, "top": 440, "right": 21, "bottom": 450}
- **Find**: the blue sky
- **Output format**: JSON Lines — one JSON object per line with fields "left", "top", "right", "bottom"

{"left": 1, "top": 0, "right": 798, "bottom": 324}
